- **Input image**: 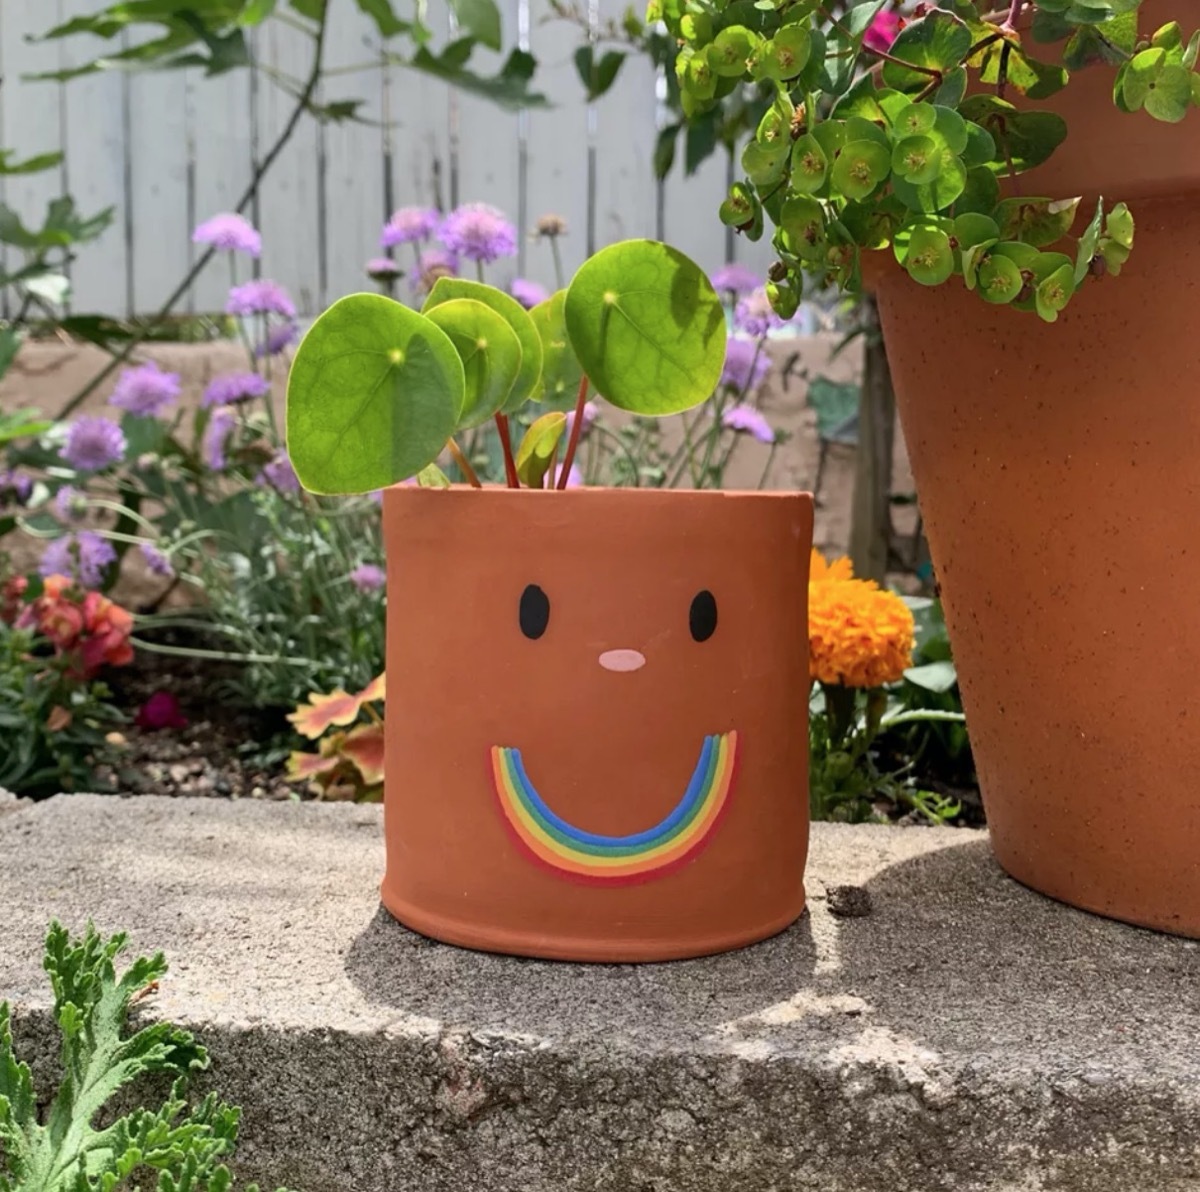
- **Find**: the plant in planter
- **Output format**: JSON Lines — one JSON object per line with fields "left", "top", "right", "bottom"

{"left": 662, "top": 0, "right": 1200, "bottom": 935}
{"left": 286, "top": 239, "right": 814, "bottom": 962}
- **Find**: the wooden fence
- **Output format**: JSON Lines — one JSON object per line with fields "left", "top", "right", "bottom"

{"left": 0, "top": 0, "right": 778, "bottom": 320}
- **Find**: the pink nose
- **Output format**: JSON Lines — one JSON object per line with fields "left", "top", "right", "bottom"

{"left": 599, "top": 648, "right": 646, "bottom": 672}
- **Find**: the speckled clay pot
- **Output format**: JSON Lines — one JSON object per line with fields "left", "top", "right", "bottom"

{"left": 872, "top": 0, "right": 1200, "bottom": 936}
{"left": 380, "top": 486, "right": 813, "bottom": 962}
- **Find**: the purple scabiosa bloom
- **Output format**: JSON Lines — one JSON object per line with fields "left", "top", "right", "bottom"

{"left": 564, "top": 463, "right": 584, "bottom": 489}
{"left": 564, "top": 400, "right": 599, "bottom": 440}
{"left": 54, "top": 486, "right": 87, "bottom": 522}
{"left": 109, "top": 360, "right": 181, "bottom": 417}
{"left": 366, "top": 257, "right": 403, "bottom": 281}
{"left": 257, "top": 321, "right": 299, "bottom": 358}
{"left": 438, "top": 203, "right": 518, "bottom": 264}
{"left": 349, "top": 563, "right": 386, "bottom": 593}
{"left": 61, "top": 416, "right": 126, "bottom": 473}
{"left": 259, "top": 450, "right": 300, "bottom": 495}
{"left": 226, "top": 279, "right": 297, "bottom": 319}
{"left": 721, "top": 337, "right": 770, "bottom": 394}
{"left": 510, "top": 278, "right": 549, "bottom": 309}
{"left": 721, "top": 403, "right": 777, "bottom": 445}
{"left": 711, "top": 263, "right": 760, "bottom": 295}
{"left": 202, "top": 371, "right": 270, "bottom": 408}
{"left": 734, "top": 287, "right": 786, "bottom": 337}
{"left": 192, "top": 212, "right": 262, "bottom": 257}
{"left": 202, "top": 406, "right": 237, "bottom": 471}
{"left": 381, "top": 206, "right": 441, "bottom": 247}
{"left": 0, "top": 470, "right": 32, "bottom": 508}
{"left": 412, "top": 248, "right": 459, "bottom": 294}
{"left": 40, "top": 530, "right": 117, "bottom": 588}
{"left": 140, "top": 542, "right": 175, "bottom": 578}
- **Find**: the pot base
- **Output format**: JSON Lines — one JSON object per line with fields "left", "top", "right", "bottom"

{"left": 380, "top": 886, "right": 807, "bottom": 963}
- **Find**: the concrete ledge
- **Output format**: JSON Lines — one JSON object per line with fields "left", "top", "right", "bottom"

{"left": 2, "top": 797, "right": 1199, "bottom": 1192}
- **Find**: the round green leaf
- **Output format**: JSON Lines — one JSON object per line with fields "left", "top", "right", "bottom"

{"left": 892, "top": 151, "right": 967, "bottom": 213}
{"left": 790, "top": 133, "right": 829, "bottom": 193}
{"left": 976, "top": 252, "right": 1023, "bottom": 304}
{"left": 424, "top": 277, "right": 543, "bottom": 413}
{"left": 424, "top": 298, "right": 522, "bottom": 429}
{"left": 1035, "top": 262, "right": 1077, "bottom": 323}
{"left": 778, "top": 194, "right": 827, "bottom": 260}
{"left": 563, "top": 239, "right": 725, "bottom": 415}
{"left": 758, "top": 26, "right": 811, "bottom": 80}
{"left": 881, "top": 10, "right": 972, "bottom": 94}
{"left": 832, "top": 139, "right": 891, "bottom": 200}
{"left": 931, "top": 105, "right": 969, "bottom": 154}
{"left": 529, "top": 290, "right": 584, "bottom": 410}
{"left": 903, "top": 226, "right": 954, "bottom": 286}
{"left": 1145, "top": 62, "right": 1193, "bottom": 122}
{"left": 892, "top": 135, "right": 942, "bottom": 184}
{"left": 287, "top": 293, "right": 465, "bottom": 495}
{"left": 515, "top": 411, "right": 568, "bottom": 488}
{"left": 742, "top": 137, "right": 789, "bottom": 187}
{"left": 953, "top": 211, "right": 1000, "bottom": 249}
{"left": 709, "top": 25, "right": 758, "bottom": 76}
{"left": 892, "top": 101, "right": 937, "bottom": 137}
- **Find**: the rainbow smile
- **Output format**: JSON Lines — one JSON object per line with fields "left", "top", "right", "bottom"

{"left": 490, "top": 730, "right": 740, "bottom": 885}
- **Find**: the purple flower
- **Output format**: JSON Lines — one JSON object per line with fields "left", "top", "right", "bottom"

{"left": 61, "top": 416, "right": 126, "bottom": 473}
{"left": 192, "top": 212, "right": 262, "bottom": 257}
{"left": 226, "top": 279, "right": 296, "bottom": 319}
{"left": 366, "top": 257, "right": 402, "bottom": 281}
{"left": 202, "top": 406, "right": 237, "bottom": 471}
{"left": 735, "top": 288, "right": 786, "bottom": 337}
{"left": 140, "top": 542, "right": 175, "bottom": 578}
{"left": 381, "top": 206, "right": 441, "bottom": 247}
{"left": 438, "top": 203, "right": 518, "bottom": 264}
{"left": 349, "top": 563, "right": 386, "bottom": 592}
{"left": 54, "top": 486, "right": 87, "bottom": 522}
{"left": 564, "top": 400, "right": 599, "bottom": 440}
{"left": 40, "top": 531, "right": 117, "bottom": 588}
{"left": 564, "top": 463, "right": 584, "bottom": 489}
{"left": 510, "top": 278, "right": 549, "bottom": 309}
{"left": 109, "top": 361, "right": 181, "bottom": 417}
{"left": 721, "top": 337, "right": 770, "bottom": 394}
{"left": 0, "top": 470, "right": 32, "bottom": 508}
{"left": 203, "top": 371, "right": 270, "bottom": 408}
{"left": 412, "top": 248, "right": 459, "bottom": 294}
{"left": 711, "top": 264, "right": 761, "bottom": 295}
{"left": 257, "top": 322, "right": 299, "bottom": 358}
{"left": 259, "top": 450, "right": 300, "bottom": 495}
{"left": 722, "top": 403, "right": 776, "bottom": 445}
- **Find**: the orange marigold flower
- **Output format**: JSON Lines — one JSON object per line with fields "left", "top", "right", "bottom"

{"left": 808, "top": 552, "right": 914, "bottom": 688}
{"left": 809, "top": 549, "right": 855, "bottom": 586}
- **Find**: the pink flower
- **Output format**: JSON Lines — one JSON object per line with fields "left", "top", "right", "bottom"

{"left": 136, "top": 691, "right": 189, "bottom": 731}
{"left": 864, "top": 10, "right": 904, "bottom": 54}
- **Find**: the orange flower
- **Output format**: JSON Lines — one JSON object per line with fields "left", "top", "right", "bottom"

{"left": 13, "top": 575, "right": 134, "bottom": 678}
{"left": 809, "top": 549, "right": 855, "bottom": 586}
{"left": 808, "top": 552, "right": 913, "bottom": 688}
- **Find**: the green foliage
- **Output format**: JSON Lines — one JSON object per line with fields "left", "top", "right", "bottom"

{"left": 0, "top": 624, "right": 125, "bottom": 799}
{"left": 287, "top": 238, "right": 723, "bottom": 495}
{"left": 657, "top": 0, "right": 1199, "bottom": 318}
{"left": 0, "top": 922, "right": 289, "bottom": 1192}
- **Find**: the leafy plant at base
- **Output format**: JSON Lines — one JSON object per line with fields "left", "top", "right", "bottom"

{"left": 656, "top": 0, "right": 1200, "bottom": 320}
{"left": 0, "top": 922, "right": 290, "bottom": 1192}
{"left": 286, "top": 239, "right": 727, "bottom": 495}
{"left": 287, "top": 673, "right": 385, "bottom": 801}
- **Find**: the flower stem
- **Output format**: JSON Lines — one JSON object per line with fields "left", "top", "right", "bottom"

{"left": 446, "top": 437, "right": 482, "bottom": 488}
{"left": 1003, "top": 0, "right": 1024, "bottom": 30}
{"left": 494, "top": 413, "right": 520, "bottom": 488}
{"left": 556, "top": 374, "right": 589, "bottom": 489}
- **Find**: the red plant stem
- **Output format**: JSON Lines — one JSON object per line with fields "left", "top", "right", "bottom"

{"left": 556, "top": 374, "right": 589, "bottom": 490}
{"left": 446, "top": 438, "right": 482, "bottom": 488}
{"left": 494, "top": 413, "right": 520, "bottom": 488}
{"left": 1003, "top": 0, "right": 1024, "bottom": 30}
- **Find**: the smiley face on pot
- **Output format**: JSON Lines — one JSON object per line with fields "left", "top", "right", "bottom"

{"left": 490, "top": 581, "right": 741, "bottom": 886}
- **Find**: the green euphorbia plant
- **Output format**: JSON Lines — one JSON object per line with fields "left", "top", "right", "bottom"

{"left": 659, "top": 0, "right": 1199, "bottom": 320}
{"left": 286, "top": 239, "right": 725, "bottom": 493}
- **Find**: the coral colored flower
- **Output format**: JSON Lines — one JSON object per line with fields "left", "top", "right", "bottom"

{"left": 136, "top": 691, "right": 188, "bottom": 730}
{"left": 722, "top": 403, "right": 776, "bottom": 444}
{"left": 721, "top": 337, "right": 770, "bottom": 394}
{"left": 438, "top": 202, "right": 517, "bottom": 264}
{"left": 711, "top": 264, "right": 760, "bottom": 295}
{"left": 864, "top": 10, "right": 904, "bottom": 54}
{"left": 78, "top": 589, "right": 135, "bottom": 673}
{"left": 510, "top": 278, "right": 548, "bottom": 309}
{"left": 735, "top": 288, "right": 786, "bottom": 337}
{"left": 807, "top": 552, "right": 914, "bottom": 688}
{"left": 225, "top": 279, "right": 296, "bottom": 319}
{"left": 192, "top": 212, "right": 261, "bottom": 257}
{"left": 203, "top": 372, "right": 270, "bottom": 408}
{"left": 109, "top": 360, "right": 181, "bottom": 417}
{"left": 15, "top": 574, "right": 134, "bottom": 677}
{"left": 61, "top": 416, "right": 126, "bottom": 473}
{"left": 381, "top": 206, "right": 441, "bottom": 247}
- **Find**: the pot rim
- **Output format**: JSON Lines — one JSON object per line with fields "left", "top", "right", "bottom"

{"left": 381, "top": 483, "right": 811, "bottom": 503}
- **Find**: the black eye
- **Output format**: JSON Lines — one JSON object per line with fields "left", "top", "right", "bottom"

{"left": 520, "top": 584, "right": 550, "bottom": 640}
{"left": 689, "top": 590, "right": 717, "bottom": 643}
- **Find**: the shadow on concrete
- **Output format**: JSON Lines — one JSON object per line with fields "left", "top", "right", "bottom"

{"left": 344, "top": 902, "right": 817, "bottom": 1044}
{"left": 836, "top": 838, "right": 1200, "bottom": 1077}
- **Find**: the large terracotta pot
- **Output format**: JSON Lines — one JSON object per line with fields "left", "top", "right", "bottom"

{"left": 872, "top": 0, "right": 1200, "bottom": 935}
{"left": 381, "top": 486, "right": 813, "bottom": 961}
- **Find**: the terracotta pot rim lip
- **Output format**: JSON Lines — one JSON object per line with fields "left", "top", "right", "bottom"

{"left": 382, "top": 484, "right": 812, "bottom": 503}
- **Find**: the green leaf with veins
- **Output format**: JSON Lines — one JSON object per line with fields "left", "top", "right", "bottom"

{"left": 424, "top": 298, "right": 522, "bottom": 430}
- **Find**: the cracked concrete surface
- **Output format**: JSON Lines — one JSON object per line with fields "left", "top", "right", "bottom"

{"left": 2, "top": 796, "right": 1199, "bottom": 1191}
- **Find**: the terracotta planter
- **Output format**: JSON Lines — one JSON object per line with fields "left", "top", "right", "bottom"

{"left": 872, "top": 0, "right": 1200, "bottom": 935}
{"left": 380, "top": 486, "right": 813, "bottom": 961}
